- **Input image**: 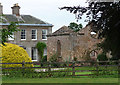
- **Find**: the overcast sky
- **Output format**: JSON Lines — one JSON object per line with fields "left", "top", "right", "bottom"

{"left": 0, "top": 0, "right": 88, "bottom": 32}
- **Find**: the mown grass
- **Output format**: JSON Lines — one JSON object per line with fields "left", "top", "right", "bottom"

{"left": 2, "top": 77, "right": 119, "bottom": 83}
{"left": 2, "top": 65, "right": 118, "bottom": 84}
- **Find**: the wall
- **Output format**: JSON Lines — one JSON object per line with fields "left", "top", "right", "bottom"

{"left": 47, "top": 25, "right": 101, "bottom": 62}
{"left": 5, "top": 25, "right": 52, "bottom": 61}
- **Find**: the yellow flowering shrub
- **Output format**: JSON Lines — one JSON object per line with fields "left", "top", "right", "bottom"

{"left": 0, "top": 43, "right": 33, "bottom": 68}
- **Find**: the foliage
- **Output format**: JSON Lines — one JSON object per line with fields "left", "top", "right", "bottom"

{"left": 36, "top": 42, "right": 46, "bottom": 62}
{"left": 2, "top": 68, "right": 70, "bottom": 78}
{"left": 60, "top": 1, "right": 120, "bottom": 59}
{"left": 83, "top": 50, "right": 91, "bottom": 61}
{"left": 68, "top": 22, "right": 82, "bottom": 32}
{"left": 49, "top": 53, "right": 58, "bottom": 62}
{"left": 97, "top": 52, "right": 108, "bottom": 65}
{"left": 49, "top": 53, "right": 59, "bottom": 67}
{"left": 73, "top": 56, "right": 77, "bottom": 61}
{"left": 0, "top": 22, "right": 20, "bottom": 45}
{"left": 97, "top": 52, "right": 108, "bottom": 61}
{"left": 92, "top": 66, "right": 118, "bottom": 78}
{"left": 0, "top": 43, "right": 33, "bottom": 68}
{"left": 42, "top": 55, "right": 47, "bottom": 62}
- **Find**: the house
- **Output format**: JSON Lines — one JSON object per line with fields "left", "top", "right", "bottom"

{"left": 0, "top": 3, "right": 53, "bottom": 61}
{"left": 47, "top": 23, "right": 101, "bottom": 62}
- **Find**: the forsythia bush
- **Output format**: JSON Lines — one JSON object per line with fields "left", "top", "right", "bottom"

{"left": 0, "top": 43, "right": 33, "bottom": 68}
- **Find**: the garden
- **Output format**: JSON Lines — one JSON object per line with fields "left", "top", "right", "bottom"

{"left": 0, "top": 43, "right": 119, "bottom": 84}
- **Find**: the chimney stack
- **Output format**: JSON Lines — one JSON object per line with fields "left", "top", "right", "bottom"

{"left": 11, "top": 3, "right": 20, "bottom": 16}
{"left": 0, "top": 3, "right": 3, "bottom": 15}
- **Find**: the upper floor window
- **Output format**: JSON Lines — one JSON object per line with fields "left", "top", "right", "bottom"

{"left": 21, "top": 29, "right": 26, "bottom": 40}
{"left": 42, "top": 29, "right": 47, "bottom": 40}
{"left": 32, "top": 29, "right": 37, "bottom": 40}
{"left": 8, "top": 32, "right": 14, "bottom": 40}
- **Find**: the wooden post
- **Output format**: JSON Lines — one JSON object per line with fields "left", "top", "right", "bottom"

{"left": 22, "top": 61, "right": 25, "bottom": 77}
{"left": 96, "top": 61, "right": 99, "bottom": 76}
{"left": 118, "top": 60, "right": 120, "bottom": 78}
{"left": 48, "top": 62, "right": 51, "bottom": 77}
{"left": 72, "top": 62, "right": 75, "bottom": 76}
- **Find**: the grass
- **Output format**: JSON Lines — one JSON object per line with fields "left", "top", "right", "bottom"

{"left": 2, "top": 77, "right": 118, "bottom": 83}
{"left": 2, "top": 65, "right": 119, "bottom": 83}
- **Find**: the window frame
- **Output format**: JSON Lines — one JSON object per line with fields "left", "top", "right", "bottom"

{"left": 31, "top": 47, "right": 37, "bottom": 61}
{"left": 8, "top": 32, "right": 14, "bottom": 40}
{"left": 31, "top": 29, "right": 37, "bottom": 40}
{"left": 21, "top": 29, "right": 26, "bottom": 40}
{"left": 43, "top": 48, "right": 47, "bottom": 56}
{"left": 42, "top": 29, "right": 47, "bottom": 40}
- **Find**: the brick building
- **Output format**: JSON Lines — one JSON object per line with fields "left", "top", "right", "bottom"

{"left": 47, "top": 24, "right": 101, "bottom": 62}
{"left": 0, "top": 3, "right": 53, "bottom": 62}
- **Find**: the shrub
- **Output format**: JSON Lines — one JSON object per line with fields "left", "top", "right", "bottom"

{"left": 49, "top": 53, "right": 59, "bottom": 67}
{"left": 36, "top": 42, "right": 46, "bottom": 62}
{"left": 97, "top": 53, "right": 108, "bottom": 61}
{"left": 42, "top": 55, "right": 47, "bottom": 62}
{"left": 97, "top": 52, "right": 108, "bottom": 65}
{"left": 0, "top": 43, "right": 33, "bottom": 68}
{"left": 49, "top": 53, "right": 57, "bottom": 62}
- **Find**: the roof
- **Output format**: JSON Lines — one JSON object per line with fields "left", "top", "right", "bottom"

{"left": 1, "top": 14, "right": 53, "bottom": 26}
{"left": 48, "top": 26, "right": 84, "bottom": 37}
{"left": 52, "top": 26, "right": 73, "bottom": 35}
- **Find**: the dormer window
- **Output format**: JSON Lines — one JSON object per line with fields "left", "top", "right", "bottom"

{"left": 32, "top": 29, "right": 37, "bottom": 40}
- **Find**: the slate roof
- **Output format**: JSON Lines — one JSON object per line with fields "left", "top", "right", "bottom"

{"left": 52, "top": 26, "right": 73, "bottom": 35}
{"left": 48, "top": 26, "right": 84, "bottom": 37}
{"left": 1, "top": 14, "right": 52, "bottom": 26}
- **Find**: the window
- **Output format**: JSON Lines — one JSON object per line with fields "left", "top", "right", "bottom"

{"left": 43, "top": 48, "right": 47, "bottom": 56}
{"left": 90, "top": 50, "right": 97, "bottom": 58}
{"left": 31, "top": 47, "right": 37, "bottom": 61}
{"left": 21, "top": 29, "right": 26, "bottom": 40}
{"left": 32, "top": 29, "right": 37, "bottom": 40}
{"left": 8, "top": 32, "right": 14, "bottom": 40}
{"left": 42, "top": 29, "right": 47, "bottom": 40}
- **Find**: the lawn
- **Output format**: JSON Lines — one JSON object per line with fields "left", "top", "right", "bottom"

{"left": 2, "top": 78, "right": 118, "bottom": 83}
{"left": 2, "top": 65, "right": 119, "bottom": 84}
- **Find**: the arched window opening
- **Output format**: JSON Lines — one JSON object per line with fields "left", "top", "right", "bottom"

{"left": 90, "top": 50, "right": 97, "bottom": 58}
{"left": 57, "top": 40, "right": 61, "bottom": 58}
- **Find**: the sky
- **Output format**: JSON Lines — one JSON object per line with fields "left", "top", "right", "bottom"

{"left": 0, "top": 0, "right": 88, "bottom": 32}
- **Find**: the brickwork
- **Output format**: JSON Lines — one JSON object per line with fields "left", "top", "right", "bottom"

{"left": 47, "top": 25, "right": 101, "bottom": 62}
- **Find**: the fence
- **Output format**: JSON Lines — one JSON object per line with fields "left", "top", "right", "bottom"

{"left": 0, "top": 60, "right": 119, "bottom": 78}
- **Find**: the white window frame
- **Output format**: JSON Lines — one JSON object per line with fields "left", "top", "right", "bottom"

{"left": 31, "top": 47, "right": 37, "bottom": 61}
{"left": 31, "top": 29, "right": 37, "bottom": 40}
{"left": 8, "top": 32, "right": 14, "bottom": 40}
{"left": 42, "top": 29, "right": 47, "bottom": 40}
{"left": 43, "top": 48, "right": 47, "bottom": 56}
{"left": 21, "top": 29, "right": 26, "bottom": 40}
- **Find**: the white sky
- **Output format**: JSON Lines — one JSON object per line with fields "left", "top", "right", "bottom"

{"left": 0, "top": 0, "right": 88, "bottom": 32}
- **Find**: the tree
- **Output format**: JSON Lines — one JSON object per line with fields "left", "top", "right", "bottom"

{"left": 0, "top": 22, "right": 20, "bottom": 45}
{"left": 68, "top": 22, "right": 83, "bottom": 32}
{"left": 36, "top": 42, "right": 46, "bottom": 63}
{"left": 60, "top": 1, "right": 120, "bottom": 59}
